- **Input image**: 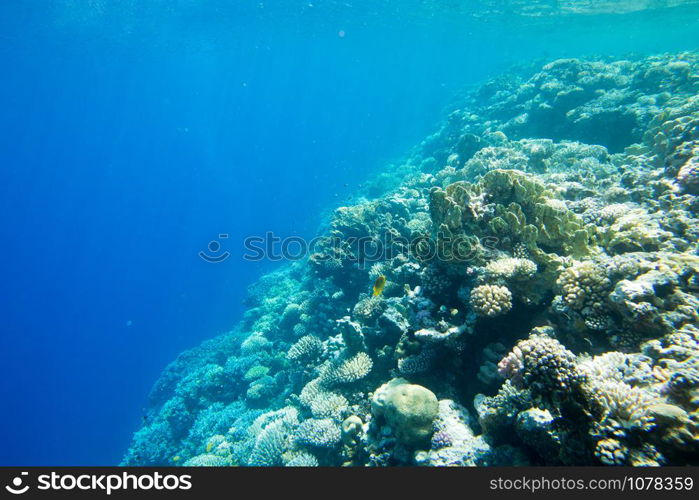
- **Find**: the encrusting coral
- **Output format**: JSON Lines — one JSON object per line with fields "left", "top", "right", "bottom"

{"left": 123, "top": 52, "right": 699, "bottom": 467}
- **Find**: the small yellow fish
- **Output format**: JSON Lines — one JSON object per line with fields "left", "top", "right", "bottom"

{"left": 372, "top": 275, "right": 386, "bottom": 296}
{"left": 172, "top": 456, "right": 181, "bottom": 463}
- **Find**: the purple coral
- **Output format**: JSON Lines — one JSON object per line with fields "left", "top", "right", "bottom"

{"left": 497, "top": 347, "right": 525, "bottom": 383}
{"left": 431, "top": 429, "right": 453, "bottom": 449}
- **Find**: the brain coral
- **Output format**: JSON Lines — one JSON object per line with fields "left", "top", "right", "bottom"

{"left": 371, "top": 378, "right": 439, "bottom": 446}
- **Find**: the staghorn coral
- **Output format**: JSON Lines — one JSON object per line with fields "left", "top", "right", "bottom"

{"left": 248, "top": 420, "right": 289, "bottom": 466}
{"left": 298, "top": 378, "right": 326, "bottom": 408}
{"left": 585, "top": 378, "right": 678, "bottom": 466}
{"left": 588, "top": 380, "right": 662, "bottom": 432}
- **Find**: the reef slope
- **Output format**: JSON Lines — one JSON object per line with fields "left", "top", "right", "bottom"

{"left": 124, "top": 53, "right": 699, "bottom": 467}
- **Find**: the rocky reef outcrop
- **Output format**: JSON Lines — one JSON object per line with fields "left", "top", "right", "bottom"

{"left": 123, "top": 52, "right": 699, "bottom": 467}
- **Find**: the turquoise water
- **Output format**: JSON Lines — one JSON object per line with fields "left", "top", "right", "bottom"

{"left": 1, "top": 1, "right": 698, "bottom": 465}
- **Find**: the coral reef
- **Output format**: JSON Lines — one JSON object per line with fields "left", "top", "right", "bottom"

{"left": 124, "top": 52, "right": 699, "bottom": 467}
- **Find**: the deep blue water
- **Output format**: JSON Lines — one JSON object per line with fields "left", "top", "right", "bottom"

{"left": 1, "top": 1, "right": 698, "bottom": 465}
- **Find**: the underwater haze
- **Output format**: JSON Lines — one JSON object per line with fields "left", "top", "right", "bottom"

{"left": 1, "top": 1, "right": 699, "bottom": 466}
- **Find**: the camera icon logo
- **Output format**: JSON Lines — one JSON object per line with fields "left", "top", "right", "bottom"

{"left": 198, "top": 234, "right": 230, "bottom": 263}
{"left": 5, "top": 472, "right": 29, "bottom": 495}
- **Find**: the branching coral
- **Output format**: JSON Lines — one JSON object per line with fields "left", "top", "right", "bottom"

{"left": 319, "top": 352, "right": 373, "bottom": 386}
{"left": 287, "top": 335, "right": 324, "bottom": 363}
{"left": 497, "top": 328, "right": 584, "bottom": 395}
{"left": 309, "top": 393, "right": 349, "bottom": 421}
{"left": 247, "top": 408, "right": 299, "bottom": 466}
{"left": 485, "top": 257, "right": 537, "bottom": 281}
{"left": 555, "top": 260, "right": 612, "bottom": 330}
{"left": 294, "top": 418, "right": 342, "bottom": 449}
{"left": 470, "top": 284, "right": 513, "bottom": 317}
